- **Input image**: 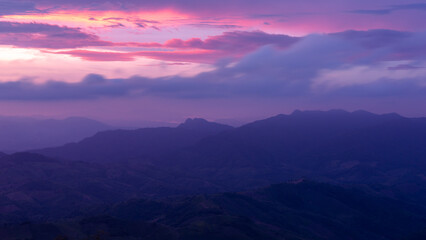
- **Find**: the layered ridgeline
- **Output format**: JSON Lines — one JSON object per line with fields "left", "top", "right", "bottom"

{"left": 0, "top": 110, "right": 425, "bottom": 239}
{"left": 0, "top": 181, "right": 425, "bottom": 240}
{"left": 34, "top": 110, "right": 426, "bottom": 201}
{"left": 0, "top": 116, "right": 111, "bottom": 152}
{"left": 0, "top": 119, "right": 236, "bottom": 222}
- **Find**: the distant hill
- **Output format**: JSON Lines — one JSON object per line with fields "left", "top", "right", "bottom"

{"left": 0, "top": 181, "right": 425, "bottom": 240}
{"left": 0, "top": 116, "right": 111, "bottom": 152}
{"left": 178, "top": 118, "right": 234, "bottom": 133}
{"left": 36, "top": 118, "right": 233, "bottom": 163}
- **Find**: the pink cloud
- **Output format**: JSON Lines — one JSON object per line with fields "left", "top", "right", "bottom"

{"left": 123, "top": 31, "right": 299, "bottom": 51}
{"left": 50, "top": 31, "right": 300, "bottom": 62}
{"left": 50, "top": 49, "right": 225, "bottom": 63}
{"left": 35, "top": 29, "right": 426, "bottom": 67}
{"left": 49, "top": 50, "right": 136, "bottom": 61}
{"left": 162, "top": 31, "right": 299, "bottom": 51}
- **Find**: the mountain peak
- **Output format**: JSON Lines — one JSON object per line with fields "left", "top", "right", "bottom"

{"left": 291, "top": 109, "right": 303, "bottom": 115}
{"left": 183, "top": 118, "right": 209, "bottom": 125}
{"left": 178, "top": 118, "right": 233, "bottom": 132}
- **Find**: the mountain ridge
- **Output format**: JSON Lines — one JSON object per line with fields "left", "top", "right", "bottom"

{"left": 34, "top": 118, "right": 233, "bottom": 163}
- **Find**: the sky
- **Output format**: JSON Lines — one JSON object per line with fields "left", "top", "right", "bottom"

{"left": 1, "top": 0, "right": 426, "bottom": 125}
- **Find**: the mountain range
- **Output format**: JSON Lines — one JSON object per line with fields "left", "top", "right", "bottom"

{"left": 0, "top": 110, "right": 425, "bottom": 239}
{"left": 34, "top": 110, "right": 426, "bottom": 202}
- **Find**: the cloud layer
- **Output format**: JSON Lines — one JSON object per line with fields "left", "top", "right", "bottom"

{"left": 1, "top": 30, "right": 425, "bottom": 101}
{"left": 1, "top": 0, "right": 426, "bottom": 120}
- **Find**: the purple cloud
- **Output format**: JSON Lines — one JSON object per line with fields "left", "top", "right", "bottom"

{"left": 331, "top": 29, "right": 409, "bottom": 49}
{"left": 351, "top": 3, "right": 426, "bottom": 15}
{"left": 330, "top": 29, "right": 426, "bottom": 63}
{"left": 388, "top": 64, "right": 425, "bottom": 70}
{"left": 0, "top": 1, "right": 39, "bottom": 15}
{"left": 0, "top": 21, "right": 112, "bottom": 49}
{"left": 1, "top": 30, "right": 426, "bottom": 101}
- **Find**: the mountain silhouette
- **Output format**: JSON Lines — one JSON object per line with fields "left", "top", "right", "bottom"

{"left": 178, "top": 118, "right": 234, "bottom": 132}
{"left": 27, "top": 110, "right": 426, "bottom": 205}
{"left": 32, "top": 110, "right": 426, "bottom": 192}
{"left": 35, "top": 118, "right": 233, "bottom": 163}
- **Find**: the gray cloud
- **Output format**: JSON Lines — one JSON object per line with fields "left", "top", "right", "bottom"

{"left": 350, "top": 3, "right": 426, "bottom": 15}
{"left": 0, "top": 1, "right": 39, "bottom": 15}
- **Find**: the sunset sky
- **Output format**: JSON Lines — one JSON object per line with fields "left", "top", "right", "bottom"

{"left": 1, "top": 0, "right": 426, "bottom": 125}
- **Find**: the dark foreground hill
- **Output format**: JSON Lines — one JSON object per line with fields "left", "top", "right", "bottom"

{"left": 0, "top": 152, "right": 228, "bottom": 223}
{"left": 0, "top": 181, "right": 425, "bottom": 240}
